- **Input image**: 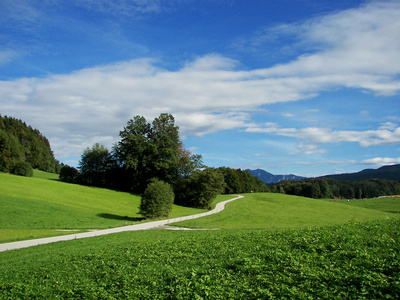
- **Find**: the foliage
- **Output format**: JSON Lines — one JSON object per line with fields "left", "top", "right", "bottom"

{"left": 272, "top": 177, "right": 400, "bottom": 199}
{"left": 0, "top": 115, "right": 59, "bottom": 173}
{"left": 11, "top": 161, "right": 33, "bottom": 177}
{"left": 113, "top": 113, "right": 194, "bottom": 193}
{"left": 78, "top": 143, "right": 111, "bottom": 186}
{"left": 59, "top": 165, "right": 80, "bottom": 183}
{"left": 0, "top": 220, "right": 399, "bottom": 299}
{"left": 139, "top": 179, "right": 175, "bottom": 219}
{"left": 175, "top": 168, "right": 226, "bottom": 209}
{"left": 218, "top": 167, "right": 270, "bottom": 194}
{"left": 71, "top": 114, "right": 203, "bottom": 194}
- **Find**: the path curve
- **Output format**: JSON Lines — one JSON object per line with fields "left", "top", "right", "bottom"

{"left": 0, "top": 195, "right": 243, "bottom": 252}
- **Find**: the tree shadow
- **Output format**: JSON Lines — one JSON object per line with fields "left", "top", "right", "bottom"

{"left": 97, "top": 213, "right": 145, "bottom": 222}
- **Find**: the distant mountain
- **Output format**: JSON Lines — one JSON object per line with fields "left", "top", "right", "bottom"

{"left": 247, "top": 169, "right": 306, "bottom": 184}
{"left": 321, "top": 164, "right": 400, "bottom": 181}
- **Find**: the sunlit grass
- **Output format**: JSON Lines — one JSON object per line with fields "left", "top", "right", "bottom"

{"left": 0, "top": 172, "right": 214, "bottom": 242}
{"left": 332, "top": 197, "right": 400, "bottom": 214}
{"left": 173, "top": 192, "right": 399, "bottom": 229}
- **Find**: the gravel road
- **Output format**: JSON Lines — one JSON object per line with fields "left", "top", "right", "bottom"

{"left": 0, "top": 195, "right": 243, "bottom": 252}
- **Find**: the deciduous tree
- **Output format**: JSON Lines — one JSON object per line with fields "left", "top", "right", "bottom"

{"left": 79, "top": 143, "right": 111, "bottom": 186}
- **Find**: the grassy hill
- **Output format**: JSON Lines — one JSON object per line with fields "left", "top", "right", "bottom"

{"left": 0, "top": 171, "right": 211, "bottom": 243}
{"left": 173, "top": 192, "right": 399, "bottom": 229}
{"left": 1, "top": 170, "right": 398, "bottom": 243}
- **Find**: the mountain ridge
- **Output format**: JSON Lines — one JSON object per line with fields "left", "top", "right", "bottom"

{"left": 320, "top": 164, "right": 400, "bottom": 181}
{"left": 247, "top": 164, "right": 400, "bottom": 184}
{"left": 246, "top": 169, "right": 306, "bottom": 184}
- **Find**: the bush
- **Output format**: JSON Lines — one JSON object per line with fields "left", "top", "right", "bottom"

{"left": 175, "top": 168, "right": 226, "bottom": 209}
{"left": 59, "top": 165, "right": 80, "bottom": 183}
{"left": 139, "top": 179, "right": 174, "bottom": 219}
{"left": 12, "top": 161, "right": 33, "bottom": 177}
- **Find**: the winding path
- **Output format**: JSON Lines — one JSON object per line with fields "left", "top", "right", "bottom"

{"left": 0, "top": 195, "right": 243, "bottom": 252}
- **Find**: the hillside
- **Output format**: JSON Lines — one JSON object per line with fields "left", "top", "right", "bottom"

{"left": 322, "top": 164, "right": 400, "bottom": 181}
{"left": 2, "top": 170, "right": 399, "bottom": 243}
{"left": 0, "top": 115, "right": 59, "bottom": 173}
{"left": 0, "top": 171, "right": 210, "bottom": 243}
{"left": 173, "top": 192, "right": 399, "bottom": 229}
{"left": 247, "top": 169, "right": 306, "bottom": 184}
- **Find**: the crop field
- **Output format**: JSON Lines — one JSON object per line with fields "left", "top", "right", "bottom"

{"left": 0, "top": 219, "right": 399, "bottom": 299}
{"left": 0, "top": 171, "right": 213, "bottom": 243}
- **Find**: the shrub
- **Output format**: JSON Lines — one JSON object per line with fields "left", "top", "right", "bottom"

{"left": 175, "top": 168, "right": 226, "bottom": 209}
{"left": 139, "top": 179, "right": 174, "bottom": 219}
{"left": 59, "top": 165, "right": 80, "bottom": 183}
{"left": 12, "top": 161, "right": 33, "bottom": 177}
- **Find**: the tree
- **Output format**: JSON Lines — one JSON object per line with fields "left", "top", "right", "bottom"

{"left": 175, "top": 168, "right": 226, "bottom": 209}
{"left": 79, "top": 143, "right": 111, "bottom": 186}
{"left": 12, "top": 161, "right": 33, "bottom": 177}
{"left": 0, "top": 115, "right": 59, "bottom": 173}
{"left": 139, "top": 179, "right": 174, "bottom": 219}
{"left": 59, "top": 165, "right": 79, "bottom": 183}
{"left": 113, "top": 113, "right": 201, "bottom": 193}
{"left": 218, "top": 167, "right": 269, "bottom": 194}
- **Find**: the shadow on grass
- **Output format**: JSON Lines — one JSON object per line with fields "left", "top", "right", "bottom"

{"left": 97, "top": 213, "right": 145, "bottom": 222}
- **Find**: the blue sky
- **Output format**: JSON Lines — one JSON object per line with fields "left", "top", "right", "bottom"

{"left": 1, "top": 0, "right": 400, "bottom": 177}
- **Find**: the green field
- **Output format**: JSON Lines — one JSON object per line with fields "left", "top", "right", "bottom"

{"left": 330, "top": 197, "right": 400, "bottom": 214}
{"left": 0, "top": 220, "right": 399, "bottom": 299}
{"left": 173, "top": 192, "right": 399, "bottom": 229}
{"left": 0, "top": 171, "right": 211, "bottom": 243}
{"left": 1, "top": 171, "right": 400, "bottom": 298}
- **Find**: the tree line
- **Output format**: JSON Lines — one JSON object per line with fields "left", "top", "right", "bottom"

{"left": 60, "top": 114, "right": 269, "bottom": 213}
{"left": 271, "top": 177, "right": 400, "bottom": 199}
{"left": 0, "top": 115, "right": 60, "bottom": 175}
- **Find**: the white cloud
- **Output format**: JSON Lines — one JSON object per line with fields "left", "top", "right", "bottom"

{"left": 1, "top": 1, "right": 400, "bottom": 163}
{"left": 379, "top": 122, "right": 398, "bottom": 131}
{"left": 246, "top": 124, "right": 400, "bottom": 149}
{"left": 288, "top": 143, "right": 327, "bottom": 156}
{"left": 282, "top": 113, "right": 295, "bottom": 118}
{"left": 361, "top": 157, "right": 400, "bottom": 166}
{"left": 257, "top": 1, "right": 400, "bottom": 96}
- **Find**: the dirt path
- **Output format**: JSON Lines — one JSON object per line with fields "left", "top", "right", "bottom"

{"left": 0, "top": 195, "right": 243, "bottom": 252}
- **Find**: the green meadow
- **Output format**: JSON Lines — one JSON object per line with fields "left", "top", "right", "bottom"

{"left": 1, "top": 171, "right": 400, "bottom": 298}
{"left": 330, "top": 197, "right": 400, "bottom": 214}
{"left": 0, "top": 171, "right": 210, "bottom": 243}
{"left": 1, "top": 220, "right": 399, "bottom": 299}
{"left": 173, "top": 192, "right": 399, "bottom": 229}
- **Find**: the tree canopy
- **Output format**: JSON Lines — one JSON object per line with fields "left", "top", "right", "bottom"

{"left": 0, "top": 115, "right": 59, "bottom": 174}
{"left": 66, "top": 113, "right": 269, "bottom": 209}
{"left": 271, "top": 177, "right": 400, "bottom": 199}
{"left": 113, "top": 113, "right": 203, "bottom": 193}
{"left": 79, "top": 143, "right": 111, "bottom": 186}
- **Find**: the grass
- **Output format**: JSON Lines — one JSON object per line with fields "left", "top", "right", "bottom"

{"left": 173, "top": 192, "right": 399, "bottom": 229}
{"left": 0, "top": 171, "right": 211, "bottom": 242}
{"left": 0, "top": 219, "right": 399, "bottom": 299}
{"left": 2, "top": 171, "right": 400, "bottom": 298}
{"left": 32, "top": 169, "right": 60, "bottom": 180}
{"left": 330, "top": 197, "right": 400, "bottom": 214}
